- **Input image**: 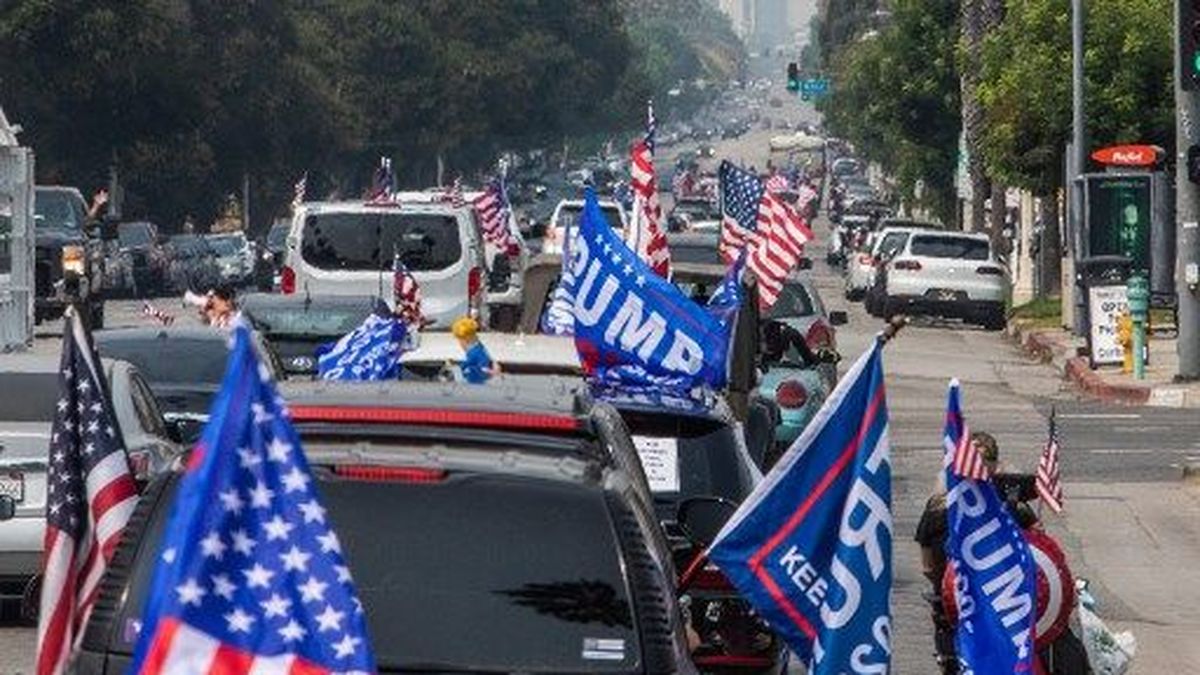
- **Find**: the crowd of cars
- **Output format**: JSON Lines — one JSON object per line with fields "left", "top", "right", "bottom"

{"left": 827, "top": 156, "right": 1012, "bottom": 331}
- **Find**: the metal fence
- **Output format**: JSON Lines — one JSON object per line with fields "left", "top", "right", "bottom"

{"left": 0, "top": 141, "right": 34, "bottom": 351}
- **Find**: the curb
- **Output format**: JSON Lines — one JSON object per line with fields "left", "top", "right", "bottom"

{"left": 1007, "top": 321, "right": 1155, "bottom": 406}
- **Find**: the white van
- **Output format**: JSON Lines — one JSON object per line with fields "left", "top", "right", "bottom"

{"left": 541, "top": 198, "right": 628, "bottom": 254}
{"left": 282, "top": 200, "right": 487, "bottom": 330}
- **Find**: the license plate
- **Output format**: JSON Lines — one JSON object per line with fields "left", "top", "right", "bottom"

{"left": 0, "top": 473, "right": 24, "bottom": 503}
{"left": 935, "top": 289, "right": 958, "bottom": 302}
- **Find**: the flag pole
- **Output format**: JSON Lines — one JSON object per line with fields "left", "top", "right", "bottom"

{"left": 876, "top": 315, "right": 911, "bottom": 346}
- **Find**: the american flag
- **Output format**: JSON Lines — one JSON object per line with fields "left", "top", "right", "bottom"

{"left": 1037, "top": 409, "right": 1064, "bottom": 513}
{"left": 718, "top": 161, "right": 815, "bottom": 309}
{"left": 128, "top": 326, "right": 375, "bottom": 674}
{"left": 644, "top": 99, "right": 657, "bottom": 155}
{"left": 37, "top": 308, "right": 138, "bottom": 675}
{"left": 626, "top": 140, "right": 670, "bottom": 278}
{"left": 764, "top": 173, "right": 790, "bottom": 194}
{"left": 393, "top": 253, "right": 423, "bottom": 327}
{"left": 366, "top": 157, "right": 396, "bottom": 203}
{"left": 446, "top": 176, "right": 466, "bottom": 208}
{"left": 141, "top": 301, "right": 175, "bottom": 326}
{"left": 943, "top": 381, "right": 991, "bottom": 481}
{"left": 472, "top": 179, "right": 521, "bottom": 255}
{"left": 293, "top": 173, "right": 307, "bottom": 210}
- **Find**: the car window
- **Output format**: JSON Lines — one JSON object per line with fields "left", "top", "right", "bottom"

{"left": 118, "top": 224, "right": 154, "bottom": 248}
{"left": 208, "top": 238, "right": 240, "bottom": 255}
{"left": 243, "top": 303, "right": 373, "bottom": 336}
{"left": 670, "top": 243, "right": 722, "bottom": 265}
{"left": 876, "top": 232, "right": 910, "bottom": 258}
{"left": 34, "top": 190, "right": 86, "bottom": 230}
{"left": 765, "top": 283, "right": 815, "bottom": 319}
{"left": 267, "top": 223, "right": 289, "bottom": 248}
{"left": 301, "top": 212, "right": 462, "bottom": 272}
{"left": 114, "top": 472, "right": 642, "bottom": 674}
{"left": 129, "top": 374, "right": 167, "bottom": 437}
{"left": 910, "top": 234, "right": 990, "bottom": 261}
{"left": 619, "top": 412, "right": 755, "bottom": 508}
{"left": 0, "top": 372, "right": 60, "bottom": 422}
{"left": 96, "top": 337, "right": 230, "bottom": 385}
{"left": 558, "top": 205, "right": 624, "bottom": 232}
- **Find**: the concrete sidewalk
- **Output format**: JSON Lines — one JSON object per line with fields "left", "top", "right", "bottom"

{"left": 1008, "top": 320, "right": 1200, "bottom": 408}
{"left": 1047, "top": 481, "right": 1200, "bottom": 673}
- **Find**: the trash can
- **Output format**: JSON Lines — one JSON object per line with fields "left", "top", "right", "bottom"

{"left": 1076, "top": 256, "right": 1132, "bottom": 368}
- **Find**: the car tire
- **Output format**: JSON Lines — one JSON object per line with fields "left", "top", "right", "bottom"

{"left": 89, "top": 301, "right": 105, "bottom": 331}
{"left": 882, "top": 297, "right": 901, "bottom": 321}
{"left": 981, "top": 307, "right": 1006, "bottom": 331}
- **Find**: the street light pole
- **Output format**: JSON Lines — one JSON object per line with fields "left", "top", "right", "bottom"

{"left": 1176, "top": 0, "right": 1200, "bottom": 379}
{"left": 1067, "top": 0, "right": 1087, "bottom": 336}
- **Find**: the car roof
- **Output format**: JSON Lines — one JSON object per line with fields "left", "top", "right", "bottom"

{"left": 298, "top": 201, "right": 467, "bottom": 217}
{"left": 402, "top": 333, "right": 581, "bottom": 371}
{"left": 909, "top": 230, "right": 990, "bottom": 242}
{"left": 94, "top": 327, "right": 227, "bottom": 343}
{"left": 0, "top": 354, "right": 124, "bottom": 376}
{"left": 555, "top": 199, "right": 621, "bottom": 209}
{"left": 667, "top": 232, "right": 720, "bottom": 247}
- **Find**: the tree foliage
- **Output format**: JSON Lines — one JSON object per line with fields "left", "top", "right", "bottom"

{"left": 0, "top": 0, "right": 739, "bottom": 231}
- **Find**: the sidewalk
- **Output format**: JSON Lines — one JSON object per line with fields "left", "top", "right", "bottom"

{"left": 1007, "top": 319, "right": 1200, "bottom": 408}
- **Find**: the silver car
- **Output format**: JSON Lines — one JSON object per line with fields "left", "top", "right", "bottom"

{"left": 283, "top": 201, "right": 487, "bottom": 330}
{"left": 0, "top": 356, "right": 182, "bottom": 613}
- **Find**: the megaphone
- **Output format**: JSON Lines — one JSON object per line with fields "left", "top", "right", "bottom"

{"left": 183, "top": 290, "right": 210, "bottom": 309}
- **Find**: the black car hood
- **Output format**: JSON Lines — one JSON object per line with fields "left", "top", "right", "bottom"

{"left": 36, "top": 228, "right": 86, "bottom": 248}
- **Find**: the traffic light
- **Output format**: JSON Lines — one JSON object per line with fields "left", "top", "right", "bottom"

{"left": 787, "top": 63, "right": 800, "bottom": 92}
{"left": 1181, "top": 0, "right": 1200, "bottom": 90}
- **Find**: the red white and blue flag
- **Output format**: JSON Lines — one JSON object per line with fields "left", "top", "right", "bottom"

{"left": 473, "top": 179, "right": 520, "bottom": 255}
{"left": 393, "top": 253, "right": 423, "bottom": 327}
{"left": 1037, "top": 408, "right": 1064, "bottom": 513}
{"left": 128, "top": 326, "right": 375, "bottom": 674}
{"left": 367, "top": 157, "right": 396, "bottom": 203}
{"left": 707, "top": 341, "right": 891, "bottom": 673}
{"left": 293, "top": 172, "right": 308, "bottom": 210}
{"left": 718, "top": 161, "right": 814, "bottom": 309}
{"left": 626, "top": 140, "right": 670, "bottom": 278}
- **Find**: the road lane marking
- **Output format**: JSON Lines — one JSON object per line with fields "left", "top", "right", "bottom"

{"left": 1059, "top": 413, "right": 1142, "bottom": 420}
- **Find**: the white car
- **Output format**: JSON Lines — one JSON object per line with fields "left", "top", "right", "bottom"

{"left": 283, "top": 200, "right": 488, "bottom": 330}
{"left": 878, "top": 231, "right": 1010, "bottom": 330}
{"left": 541, "top": 198, "right": 628, "bottom": 254}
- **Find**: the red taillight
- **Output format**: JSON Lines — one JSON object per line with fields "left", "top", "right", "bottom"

{"left": 775, "top": 380, "right": 809, "bottom": 409}
{"left": 333, "top": 465, "right": 446, "bottom": 483}
{"left": 281, "top": 266, "right": 296, "bottom": 294}
{"left": 290, "top": 405, "right": 581, "bottom": 431}
{"left": 976, "top": 265, "right": 1004, "bottom": 276}
{"left": 468, "top": 266, "right": 483, "bottom": 303}
{"left": 893, "top": 259, "right": 922, "bottom": 271}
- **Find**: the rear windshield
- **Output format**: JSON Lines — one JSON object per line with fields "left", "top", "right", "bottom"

{"left": 114, "top": 472, "right": 641, "bottom": 673}
{"left": 619, "top": 412, "right": 755, "bottom": 508}
{"left": 558, "top": 205, "right": 623, "bottom": 232}
{"left": 118, "top": 224, "right": 153, "bottom": 248}
{"left": 765, "top": 283, "right": 815, "bottom": 319}
{"left": 910, "top": 235, "right": 990, "bottom": 261}
{"left": 0, "top": 372, "right": 61, "bottom": 422}
{"left": 670, "top": 243, "right": 722, "bottom": 266}
{"left": 96, "top": 337, "right": 229, "bottom": 385}
{"left": 244, "top": 303, "right": 373, "bottom": 337}
{"left": 301, "top": 212, "right": 461, "bottom": 272}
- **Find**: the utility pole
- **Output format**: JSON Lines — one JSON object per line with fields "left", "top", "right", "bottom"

{"left": 1176, "top": 0, "right": 1200, "bottom": 379}
{"left": 1066, "top": 0, "right": 1087, "bottom": 335}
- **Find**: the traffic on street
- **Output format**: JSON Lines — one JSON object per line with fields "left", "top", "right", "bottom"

{"left": 0, "top": 2, "right": 1197, "bottom": 674}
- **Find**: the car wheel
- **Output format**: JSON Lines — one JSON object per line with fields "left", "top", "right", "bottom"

{"left": 882, "top": 297, "right": 901, "bottom": 321}
{"left": 89, "top": 300, "right": 105, "bottom": 331}
{"left": 982, "top": 308, "right": 1006, "bottom": 331}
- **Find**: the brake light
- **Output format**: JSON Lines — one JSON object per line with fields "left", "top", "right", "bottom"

{"left": 976, "top": 265, "right": 1004, "bottom": 276}
{"left": 290, "top": 406, "right": 581, "bottom": 431}
{"left": 774, "top": 380, "right": 809, "bottom": 409}
{"left": 468, "top": 266, "right": 483, "bottom": 304}
{"left": 893, "top": 259, "right": 922, "bottom": 271}
{"left": 281, "top": 265, "right": 296, "bottom": 294}
{"left": 333, "top": 465, "right": 446, "bottom": 483}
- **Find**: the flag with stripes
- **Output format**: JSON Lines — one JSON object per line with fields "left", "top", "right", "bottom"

{"left": 946, "top": 389, "right": 990, "bottom": 481}
{"left": 141, "top": 301, "right": 175, "bottom": 326}
{"left": 129, "top": 326, "right": 375, "bottom": 674}
{"left": 1037, "top": 409, "right": 1064, "bottom": 513}
{"left": 366, "top": 157, "right": 396, "bottom": 203}
{"left": 764, "top": 173, "right": 790, "bottom": 194}
{"left": 293, "top": 173, "right": 307, "bottom": 210}
{"left": 718, "top": 161, "right": 815, "bottom": 310}
{"left": 446, "top": 176, "right": 466, "bottom": 209}
{"left": 643, "top": 99, "right": 656, "bottom": 155}
{"left": 473, "top": 180, "right": 520, "bottom": 255}
{"left": 626, "top": 140, "right": 670, "bottom": 278}
{"left": 37, "top": 307, "right": 138, "bottom": 675}
{"left": 393, "top": 253, "right": 423, "bottom": 327}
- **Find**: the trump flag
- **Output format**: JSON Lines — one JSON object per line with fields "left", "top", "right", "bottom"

{"left": 708, "top": 341, "right": 892, "bottom": 673}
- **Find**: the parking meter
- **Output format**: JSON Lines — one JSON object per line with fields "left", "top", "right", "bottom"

{"left": 1127, "top": 275, "right": 1150, "bottom": 379}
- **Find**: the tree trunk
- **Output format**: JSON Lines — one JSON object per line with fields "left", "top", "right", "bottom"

{"left": 961, "top": 0, "right": 1006, "bottom": 233}
{"left": 1038, "top": 191, "right": 1063, "bottom": 298}
{"left": 989, "top": 181, "right": 1009, "bottom": 256}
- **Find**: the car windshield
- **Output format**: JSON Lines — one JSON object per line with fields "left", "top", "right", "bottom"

{"left": 910, "top": 234, "right": 990, "bottom": 261}
{"left": 302, "top": 212, "right": 462, "bottom": 272}
{"left": 33, "top": 190, "right": 85, "bottom": 230}
{"left": 209, "top": 238, "right": 241, "bottom": 255}
{"left": 114, "top": 471, "right": 641, "bottom": 674}
{"left": 169, "top": 238, "right": 207, "bottom": 258}
{"left": 118, "top": 224, "right": 154, "bottom": 248}
{"left": 96, "top": 337, "right": 229, "bottom": 386}
{"left": 764, "top": 282, "right": 815, "bottom": 319}
{"left": 670, "top": 242, "right": 722, "bottom": 266}
{"left": 619, "top": 411, "right": 756, "bottom": 509}
{"left": 244, "top": 302, "right": 374, "bottom": 336}
{"left": 557, "top": 205, "right": 623, "bottom": 232}
{"left": 0, "top": 372, "right": 61, "bottom": 422}
{"left": 266, "top": 223, "right": 289, "bottom": 248}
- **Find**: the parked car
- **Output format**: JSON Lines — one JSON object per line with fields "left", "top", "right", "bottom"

{"left": 0, "top": 355, "right": 181, "bottom": 618}
{"left": 94, "top": 327, "right": 280, "bottom": 443}
{"left": 283, "top": 200, "right": 487, "bottom": 330}
{"left": 847, "top": 224, "right": 932, "bottom": 304}
{"left": 541, "top": 198, "right": 628, "bottom": 254}
{"left": 863, "top": 221, "right": 944, "bottom": 315}
{"left": 878, "top": 231, "right": 1010, "bottom": 330}
{"left": 117, "top": 221, "right": 169, "bottom": 297}
{"left": 32, "top": 187, "right": 106, "bottom": 328}
{"left": 71, "top": 380, "right": 698, "bottom": 675}
{"left": 241, "top": 293, "right": 379, "bottom": 378}
{"left": 206, "top": 233, "right": 252, "bottom": 285}
{"left": 165, "top": 235, "right": 221, "bottom": 294}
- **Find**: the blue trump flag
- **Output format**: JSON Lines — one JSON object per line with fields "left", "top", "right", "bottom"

{"left": 130, "top": 326, "right": 375, "bottom": 672}
{"left": 316, "top": 311, "right": 409, "bottom": 381}
{"left": 943, "top": 382, "right": 1037, "bottom": 674}
{"left": 564, "top": 188, "right": 732, "bottom": 390}
{"left": 707, "top": 341, "right": 892, "bottom": 673}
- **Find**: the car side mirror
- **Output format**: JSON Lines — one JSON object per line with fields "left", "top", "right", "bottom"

{"left": 676, "top": 496, "right": 739, "bottom": 549}
{"left": 0, "top": 494, "right": 16, "bottom": 522}
{"left": 828, "top": 310, "right": 849, "bottom": 326}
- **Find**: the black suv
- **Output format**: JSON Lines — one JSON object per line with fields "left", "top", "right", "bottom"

{"left": 32, "top": 186, "right": 105, "bottom": 327}
{"left": 116, "top": 221, "right": 168, "bottom": 297}
{"left": 74, "top": 381, "right": 699, "bottom": 675}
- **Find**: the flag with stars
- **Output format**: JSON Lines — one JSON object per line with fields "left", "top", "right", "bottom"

{"left": 129, "top": 326, "right": 375, "bottom": 674}
{"left": 36, "top": 307, "right": 138, "bottom": 675}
